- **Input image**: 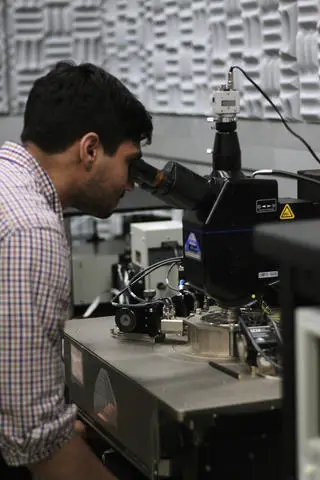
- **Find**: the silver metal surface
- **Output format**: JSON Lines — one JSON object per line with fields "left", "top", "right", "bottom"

{"left": 64, "top": 316, "right": 281, "bottom": 420}
{"left": 200, "top": 306, "right": 239, "bottom": 324}
{"left": 186, "top": 317, "right": 236, "bottom": 358}
{"left": 185, "top": 309, "right": 239, "bottom": 359}
{"left": 110, "top": 327, "right": 157, "bottom": 343}
{"left": 161, "top": 317, "right": 184, "bottom": 334}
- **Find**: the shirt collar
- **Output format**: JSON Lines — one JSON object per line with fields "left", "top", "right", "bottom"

{"left": 0, "top": 141, "right": 64, "bottom": 223}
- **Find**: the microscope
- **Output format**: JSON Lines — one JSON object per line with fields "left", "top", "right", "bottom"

{"left": 113, "top": 71, "right": 320, "bottom": 376}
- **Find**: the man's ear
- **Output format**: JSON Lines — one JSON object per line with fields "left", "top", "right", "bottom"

{"left": 79, "top": 133, "right": 99, "bottom": 171}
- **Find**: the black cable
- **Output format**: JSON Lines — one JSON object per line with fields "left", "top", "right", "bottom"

{"left": 114, "top": 256, "right": 182, "bottom": 299}
{"left": 111, "top": 257, "right": 183, "bottom": 307}
{"left": 117, "top": 264, "right": 145, "bottom": 303}
{"left": 165, "top": 262, "right": 180, "bottom": 292}
{"left": 251, "top": 169, "right": 320, "bottom": 188}
{"left": 230, "top": 65, "right": 320, "bottom": 166}
{"left": 244, "top": 168, "right": 320, "bottom": 192}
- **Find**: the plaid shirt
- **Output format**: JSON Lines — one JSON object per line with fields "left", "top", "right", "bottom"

{"left": 0, "top": 142, "right": 77, "bottom": 466}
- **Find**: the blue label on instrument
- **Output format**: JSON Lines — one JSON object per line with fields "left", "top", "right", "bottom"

{"left": 185, "top": 232, "right": 201, "bottom": 261}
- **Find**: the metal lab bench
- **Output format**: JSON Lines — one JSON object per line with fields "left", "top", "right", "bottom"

{"left": 64, "top": 317, "right": 282, "bottom": 480}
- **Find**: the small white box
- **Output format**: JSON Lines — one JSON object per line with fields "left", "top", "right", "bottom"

{"left": 130, "top": 220, "right": 183, "bottom": 296}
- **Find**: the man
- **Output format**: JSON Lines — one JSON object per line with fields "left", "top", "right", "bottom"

{"left": 0, "top": 61, "right": 153, "bottom": 479}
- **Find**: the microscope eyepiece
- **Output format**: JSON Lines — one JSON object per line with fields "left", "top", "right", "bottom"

{"left": 129, "top": 157, "right": 212, "bottom": 210}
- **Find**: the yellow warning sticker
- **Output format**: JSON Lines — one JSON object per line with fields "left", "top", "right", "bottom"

{"left": 280, "top": 203, "right": 295, "bottom": 220}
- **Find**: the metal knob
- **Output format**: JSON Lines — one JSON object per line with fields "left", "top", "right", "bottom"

{"left": 115, "top": 308, "right": 136, "bottom": 333}
{"left": 143, "top": 289, "right": 156, "bottom": 301}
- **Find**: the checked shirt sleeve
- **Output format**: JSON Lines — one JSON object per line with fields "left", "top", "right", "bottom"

{"left": 0, "top": 227, "right": 77, "bottom": 466}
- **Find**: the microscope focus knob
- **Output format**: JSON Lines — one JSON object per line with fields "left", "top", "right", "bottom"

{"left": 115, "top": 308, "right": 136, "bottom": 333}
{"left": 143, "top": 289, "right": 157, "bottom": 301}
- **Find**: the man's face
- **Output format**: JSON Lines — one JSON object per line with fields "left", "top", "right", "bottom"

{"left": 73, "top": 141, "right": 140, "bottom": 218}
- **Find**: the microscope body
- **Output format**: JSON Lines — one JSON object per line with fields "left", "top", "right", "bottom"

{"left": 182, "top": 176, "right": 279, "bottom": 308}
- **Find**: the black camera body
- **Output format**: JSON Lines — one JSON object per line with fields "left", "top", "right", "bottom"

{"left": 114, "top": 302, "right": 164, "bottom": 337}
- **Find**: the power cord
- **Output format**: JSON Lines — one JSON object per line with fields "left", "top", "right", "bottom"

{"left": 230, "top": 65, "right": 320, "bottom": 166}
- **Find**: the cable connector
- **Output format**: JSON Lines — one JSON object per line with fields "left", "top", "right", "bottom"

{"left": 227, "top": 69, "right": 234, "bottom": 90}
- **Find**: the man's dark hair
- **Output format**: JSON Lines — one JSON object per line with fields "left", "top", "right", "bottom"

{"left": 21, "top": 61, "right": 153, "bottom": 155}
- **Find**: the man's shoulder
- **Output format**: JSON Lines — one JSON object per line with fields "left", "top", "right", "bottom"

{"left": 0, "top": 145, "right": 65, "bottom": 242}
{"left": 0, "top": 178, "right": 63, "bottom": 238}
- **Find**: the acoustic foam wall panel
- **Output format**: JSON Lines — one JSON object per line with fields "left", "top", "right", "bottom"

{"left": 296, "top": 0, "right": 320, "bottom": 121}
{"left": 279, "top": 1, "right": 300, "bottom": 120}
{"left": 6, "top": 0, "right": 103, "bottom": 113}
{"left": 0, "top": 1, "right": 9, "bottom": 113}
{"left": 102, "top": 0, "right": 146, "bottom": 103}
{"left": 3, "top": 0, "right": 320, "bottom": 120}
